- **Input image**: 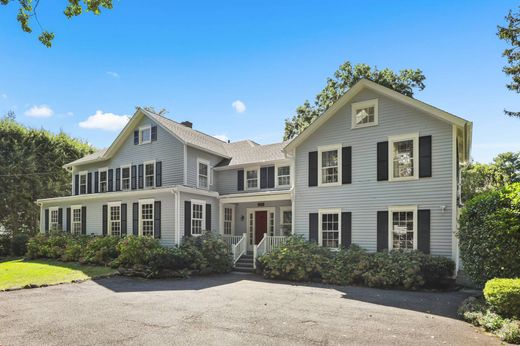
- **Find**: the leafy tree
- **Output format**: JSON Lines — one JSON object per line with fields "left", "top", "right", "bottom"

{"left": 0, "top": 115, "right": 93, "bottom": 235}
{"left": 0, "top": 0, "right": 113, "bottom": 47}
{"left": 462, "top": 152, "right": 520, "bottom": 202}
{"left": 283, "top": 61, "right": 426, "bottom": 140}
{"left": 497, "top": 7, "right": 520, "bottom": 117}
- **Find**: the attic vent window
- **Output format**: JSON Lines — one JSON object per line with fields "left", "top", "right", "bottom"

{"left": 139, "top": 126, "right": 151, "bottom": 144}
{"left": 351, "top": 99, "right": 378, "bottom": 129}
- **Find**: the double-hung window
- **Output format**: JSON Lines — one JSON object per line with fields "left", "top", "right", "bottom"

{"left": 144, "top": 161, "right": 155, "bottom": 188}
{"left": 139, "top": 126, "right": 151, "bottom": 144}
{"left": 79, "top": 171, "right": 87, "bottom": 194}
{"left": 351, "top": 99, "right": 378, "bottom": 128}
{"left": 191, "top": 200, "right": 205, "bottom": 236}
{"left": 99, "top": 168, "right": 108, "bottom": 193}
{"left": 223, "top": 207, "right": 234, "bottom": 235}
{"left": 318, "top": 145, "right": 341, "bottom": 186}
{"left": 197, "top": 159, "right": 210, "bottom": 189}
{"left": 246, "top": 168, "right": 259, "bottom": 190}
{"left": 280, "top": 206, "right": 292, "bottom": 235}
{"left": 388, "top": 206, "right": 417, "bottom": 250}
{"left": 49, "top": 207, "right": 59, "bottom": 230}
{"left": 318, "top": 209, "right": 341, "bottom": 249}
{"left": 389, "top": 133, "right": 419, "bottom": 181}
{"left": 72, "top": 206, "right": 82, "bottom": 235}
{"left": 108, "top": 202, "right": 121, "bottom": 237}
{"left": 139, "top": 199, "right": 154, "bottom": 237}
{"left": 276, "top": 166, "right": 291, "bottom": 187}
{"left": 121, "top": 165, "right": 131, "bottom": 191}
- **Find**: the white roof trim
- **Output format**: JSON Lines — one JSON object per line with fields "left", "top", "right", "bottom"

{"left": 219, "top": 189, "right": 292, "bottom": 204}
{"left": 284, "top": 79, "right": 471, "bottom": 152}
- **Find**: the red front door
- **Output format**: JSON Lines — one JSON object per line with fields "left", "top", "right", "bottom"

{"left": 255, "top": 211, "right": 268, "bottom": 244}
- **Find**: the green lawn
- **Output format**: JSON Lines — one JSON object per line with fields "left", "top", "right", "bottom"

{"left": 0, "top": 258, "right": 116, "bottom": 291}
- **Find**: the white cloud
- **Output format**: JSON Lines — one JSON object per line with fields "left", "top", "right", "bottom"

{"left": 1, "top": 94, "right": 6, "bottom": 99}
{"left": 66, "top": 111, "right": 74, "bottom": 116}
{"left": 232, "top": 100, "right": 246, "bottom": 113}
{"left": 213, "top": 134, "right": 229, "bottom": 142}
{"left": 25, "top": 105, "right": 54, "bottom": 118}
{"left": 79, "top": 110, "right": 130, "bottom": 131}
{"left": 106, "top": 71, "right": 120, "bottom": 78}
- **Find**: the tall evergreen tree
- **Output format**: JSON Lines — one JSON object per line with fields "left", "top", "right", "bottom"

{"left": 498, "top": 6, "right": 520, "bottom": 117}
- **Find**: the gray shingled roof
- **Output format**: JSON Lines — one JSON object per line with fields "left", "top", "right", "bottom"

{"left": 219, "top": 141, "right": 288, "bottom": 167}
{"left": 66, "top": 148, "right": 107, "bottom": 166}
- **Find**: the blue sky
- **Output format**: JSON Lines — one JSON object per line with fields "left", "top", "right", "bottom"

{"left": 0, "top": 0, "right": 519, "bottom": 163}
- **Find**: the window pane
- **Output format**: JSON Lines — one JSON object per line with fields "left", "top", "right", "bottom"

{"left": 393, "top": 140, "right": 414, "bottom": 178}
{"left": 355, "top": 106, "right": 375, "bottom": 125}
{"left": 199, "top": 163, "right": 208, "bottom": 176}
{"left": 321, "top": 213, "right": 339, "bottom": 248}
{"left": 141, "top": 128, "right": 151, "bottom": 143}
{"left": 141, "top": 203, "right": 154, "bottom": 236}
{"left": 392, "top": 211, "right": 414, "bottom": 250}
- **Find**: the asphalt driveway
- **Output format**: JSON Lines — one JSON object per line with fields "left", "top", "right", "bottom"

{"left": 0, "top": 273, "right": 498, "bottom": 345}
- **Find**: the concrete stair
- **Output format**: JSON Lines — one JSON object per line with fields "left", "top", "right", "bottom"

{"left": 234, "top": 252, "right": 254, "bottom": 273}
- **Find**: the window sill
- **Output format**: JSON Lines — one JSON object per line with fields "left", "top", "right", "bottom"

{"left": 388, "top": 176, "right": 419, "bottom": 182}
{"left": 351, "top": 122, "right": 378, "bottom": 130}
{"left": 317, "top": 182, "right": 341, "bottom": 187}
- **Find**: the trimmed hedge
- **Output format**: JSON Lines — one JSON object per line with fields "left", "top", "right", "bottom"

{"left": 0, "top": 233, "right": 31, "bottom": 257}
{"left": 484, "top": 278, "right": 520, "bottom": 319}
{"left": 258, "top": 236, "right": 455, "bottom": 290}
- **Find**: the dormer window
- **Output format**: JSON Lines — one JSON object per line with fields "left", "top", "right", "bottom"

{"left": 139, "top": 126, "right": 151, "bottom": 144}
{"left": 351, "top": 99, "right": 378, "bottom": 129}
{"left": 197, "top": 159, "right": 210, "bottom": 189}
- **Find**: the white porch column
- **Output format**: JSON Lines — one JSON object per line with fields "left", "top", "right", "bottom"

{"left": 219, "top": 200, "right": 224, "bottom": 235}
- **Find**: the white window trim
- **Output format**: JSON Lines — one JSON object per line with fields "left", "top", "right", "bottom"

{"left": 275, "top": 164, "right": 291, "bottom": 188}
{"left": 49, "top": 206, "right": 59, "bottom": 230}
{"left": 318, "top": 208, "right": 342, "bottom": 249}
{"left": 388, "top": 205, "right": 418, "bottom": 250}
{"left": 71, "top": 205, "right": 82, "bottom": 235}
{"left": 197, "top": 158, "right": 210, "bottom": 190}
{"left": 98, "top": 167, "right": 108, "bottom": 193}
{"left": 351, "top": 98, "right": 379, "bottom": 129}
{"left": 143, "top": 160, "right": 156, "bottom": 189}
{"left": 388, "top": 133, "right": 419, "bottom": 182}
{"left": 318, "top": 144, "right": 342, "bottom": 187}
{"left": 191, "top": 199, "right": 206, "bottom": 236}
{"left": 139, "top": 125, "right": 152, "bottom": 145}
{"left": 245, "top": 167, "right": 260, "bottom": 191}
{"left": 79, "top": 171, "right": 88, "bottom": 195}
{"left": 279, "top": 206, "right": 292, "bottom": 235}
{"left": 120, "top": 164, "right": 131, "bottom": 191}
{"left": 138, "top": 199, "right": 155, "bottom": 237}
{"left": 108, "top": 201, "right": 122, "bottom": 236}
{"left": 223, "top": 205, "right": 235, "bottom": 235}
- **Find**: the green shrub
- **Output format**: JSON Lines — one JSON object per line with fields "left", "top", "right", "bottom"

{"left": 484, "top": 278, "right": 520, "bottom": 319}
{"left": 10, "top": 233, "right": 30, "bottom": 256}
{"left": 81, "top": 236, "right": 120, "bottom": 265}
{"left": 258, "top": 236, "right": 332, "bottom": 282}
{"left": 0, "top": 234, "right": 11, "bottom": 257}
{"left": 113, "top": 236, "right": 161, "bottom": 267}
{"left": 26, "top": 232, "right": 70, "bottom": 259}
{"left": 362, "top": 251, "right": 425, "bottom": 289}
{"left": 419, "top": 253, "right": 455, "bottom": 287}
{"left": 181, "top": 232, "right": 233, "bottom": 274}
{"left": 498, "top": 321, "right": 520, "bottom": 344}
{"left": 61, "top": 239, "right": 83, "bottom": 262}
{"left": 458, "top": 183, "right": 520, "bottom": 286}
{"left": 322, "top": 244, "right": 371, "bottom": 285}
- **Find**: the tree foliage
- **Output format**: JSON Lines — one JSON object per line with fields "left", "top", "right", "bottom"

{"left": 462, "top": 152, "right": 520, "bottom": 202}
{"left": 497, "top": 6, "right": 520, "bottom": 117}
{"left": 0, "top": 0, "right": 113, "bottom": 47}
{"left": 0, "top": 115, "right": 93, "bottom": 234}
{"left": 283, "top": 61, "right": 426, "bottom": 140}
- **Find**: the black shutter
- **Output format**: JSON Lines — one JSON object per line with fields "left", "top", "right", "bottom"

{"left": 419, "top": 135, "right": 432, "bottom": 178}
{"left": 131, "top": 165, "right": 137, "bottom": 190}
{"left": 115, "top": 168, "right": 121, "bottom": 191}
{"left": 58, "top": 208, "right": 63, "bottom": 230}
{"left": 308, "top": 151, "right": 318, "bottom": 187}
{"left": 151, "top": 125, "right": 157, "bottom": 141}
{"left": 74, "top": 174, "right": 79, "bottom": 195}
{"left": 341, "top": 212, "right": 352, "bottom": 247}
{"left": 121, "top": 203, "right": 127, "bottom": 236}
{"left": 205, "top": 204, "right": 211, "bottom": 231}
{"left": 377, "top": 211, "right": 388, "bottom": 251}
{"left": 44, "top": 209, "right": 49, "bottom": 233}
{"left": 108, "top": 169, "right": 114, "bottom": 192}
{"left": 184, "top": 201, "right": 192, "bottom": 237}
{"left": 134, "top": 130, "right": 139, "bottom": 145}
{"left": 66, "top": 207, "right": 71, "bottom": 233}
{"left": 154, "top": 201, "right": 161, "bottom": 239}
{"left": 156, "top": 161, "right": 162, "bottom": 187}
{"left": 138, "top": 164, "right": 144, "bottom": 189}
{"left": 377, "top": 141, "right": 389, "bottom": 181}
{"left": 260, "top": 167, "right": 268, "bottom": 189}
{"left": 87, "top": 172, "right": 92, "bottom": 194}
{"left": 102, "top": 205, "right": 108, "bottom": 236}
{"left": 132, "top": 203, "right": 139, "bottom": 236}
{"left": 81, "top": 207, "right": 87, "bottom": 235}
{"left": 237, "top": 169, "right": 244, "bottom": 191}
{"left": 342, "top": 146, "right": 352, "bottom": 184}
{"left": 94, "top": 171, "right": 99, "bottom": 193}
{"left": 309, "top": 213, "right": 318, "bottom": 243}
{"left": 418, "top": 209, "right": 431, "bottom": 254}
{"left": 267, "top": 166, "right": 275, "bottom": 188}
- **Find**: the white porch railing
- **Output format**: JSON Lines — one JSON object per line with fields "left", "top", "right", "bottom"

{"left": 253, "top": 234, "right": 288, "bottom": 269}
{"left": 222, "top": 235, "right": 242, "bottom": 247}
{"left": 232, "top": 233, "right": 247, "bottom": 264}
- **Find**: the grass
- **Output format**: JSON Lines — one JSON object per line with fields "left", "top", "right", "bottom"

{"left": 0, "top": 258, "right": 116, "bottom": 291}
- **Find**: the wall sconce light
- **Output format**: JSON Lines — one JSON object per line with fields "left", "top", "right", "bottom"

{"left": 440, "top": 205, "right": 446, "bottom": 213}
{"left": 241, "top": 215, "right": 245, "bottom": 221}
